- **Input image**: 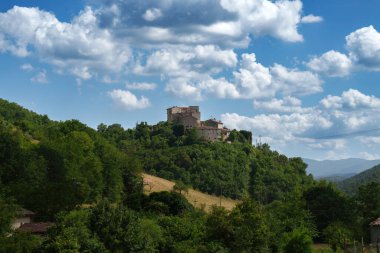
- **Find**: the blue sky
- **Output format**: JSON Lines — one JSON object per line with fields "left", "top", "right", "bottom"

{"left": 1, "top": 0, "right": 380, "bottom": 160}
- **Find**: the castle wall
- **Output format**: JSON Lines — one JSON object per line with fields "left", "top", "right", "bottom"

{"left": 167, "top": 106, "right": 230, "bottom": 141}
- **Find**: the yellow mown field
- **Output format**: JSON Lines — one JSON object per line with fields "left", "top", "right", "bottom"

{"left": 142, "top": 173, "right": 239, "bottom": 212}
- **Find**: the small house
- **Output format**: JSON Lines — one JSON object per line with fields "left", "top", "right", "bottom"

{"left": 11, "top": 208, "right": 35, "bottom": 230}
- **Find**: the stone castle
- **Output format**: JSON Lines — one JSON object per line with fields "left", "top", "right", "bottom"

{"left": 167, "top": 106, "right": 230, "bottom": 141}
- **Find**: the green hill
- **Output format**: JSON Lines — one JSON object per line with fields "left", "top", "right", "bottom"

{"left": 337, "top": 164, "right": 380, "bottom": 194}
{"left": 0, "top": 98, "right": 142, "bottom": 219}
{"left": 0, "top": 97, "right": 313, "bottom": 210}
{"left": 1, "top": 97, "right": 371, "bottom": 252}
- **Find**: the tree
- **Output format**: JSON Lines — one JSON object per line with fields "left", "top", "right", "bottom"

{"left": 282, "top": 227, "right": 313, "bottom": 253}
{"left": 42, "top": 210, "right": 108, "bottom": 253}
{"left": 144, "top": 191, "right": 193, "bottom": 215}
{"left": 229, "top": 199, "right": 270, "bottom": 252}
{"left": 0, "top": 194, "right": 18, "bottom": 236}
{"left": 90, "top": 200, "right": 161, "bottom": 252}
{"left": 355, "top": 182, "right": 380, "bottom": 241}
{"left": 173, "top": 181, "right": 189, "bottom": 195}
{"left": 323, "top": 222, "right": 352, "bottom": 252}
{"left": 303, "top": 182, "right": 353, "bottom": 239}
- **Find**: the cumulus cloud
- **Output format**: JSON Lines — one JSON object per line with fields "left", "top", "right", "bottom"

{"left": 108, "top": 89, "right": 150, "bottom": 110}
{"left": 301, "top": 14, "right": 323, "bottom": 24}
{"left": 135, "top": 45, "right": 237, "bottom": 77}
{"left": 220, "top": 0, "right": 305, "bottom": 42}
{"left": 233, "top": 53, "right": 274, "bottom": 99}
{"left": 233, "top": 54, "right": 323, "bottom": 98}
{"left": 307, "top": 50, "right": 353, "bottom": 77}
{"left": 253, "top": 96, "right": 309, "bottom": 113}
{"left": 0, "top": 6, "right": 130, "bottom": 81}
{"left": 155, "top": 52, "right": 323, "bottom": 100}
{"left": 152, "top": 52, "right": 322, "bottom": 101}
{"left": 307, "top": 26, "right": 380, "bottom": 76}
{"left": 320, "top": 89, "right": 380, "bottom": 110}
{"left": 222, "top": 89, "right": 380, "bottom": 146}
{"left": 96, "top": 0, "right": 318, "bottom": 46}
{"left": 346, "top": 25, "right": 380, "bottom": 70}
{"left": 270, "top": 63, "right": 323, "bottom": 96}
{"left": 165, "top": 78, "right": 203, "bottom": 101}
{"left": 126, "top": 82, "right": 157, "bottom": 90}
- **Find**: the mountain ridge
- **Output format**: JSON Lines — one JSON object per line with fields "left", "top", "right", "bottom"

{"left": 303, "top": 157, "right": 380, "bottom": 179}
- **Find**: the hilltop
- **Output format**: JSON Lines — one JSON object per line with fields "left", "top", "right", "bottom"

{"left": 336, "top": 164, "right": 380, "bottom": 194}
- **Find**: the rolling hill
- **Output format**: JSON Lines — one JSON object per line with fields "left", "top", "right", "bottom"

{"left": 336, "top": 164, "right": 380, "bottom": 194}
{"left": 303, "top": 158, "right": 380, "bottom": 179}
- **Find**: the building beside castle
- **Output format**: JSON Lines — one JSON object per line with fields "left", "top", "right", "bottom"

{"left": 167, "top": 106, "right": 230, "bottom": 141}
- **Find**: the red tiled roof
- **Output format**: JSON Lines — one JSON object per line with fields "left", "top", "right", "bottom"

{"left": 370, "top": 218, "right": 380, "bottom": 226}
{"left": 17, "top": 222, "right": 54, "bottom": 233}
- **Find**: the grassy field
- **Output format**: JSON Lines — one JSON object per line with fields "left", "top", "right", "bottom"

{"left": 142, "top": 173, "right": 239, "bottom": 211}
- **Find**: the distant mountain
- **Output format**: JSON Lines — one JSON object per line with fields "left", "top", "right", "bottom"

{"left": 336, "top": 164, "right": 380, "bottom": 195}
{"left": 303, "top": 158, "right": 380, "bottom": 179}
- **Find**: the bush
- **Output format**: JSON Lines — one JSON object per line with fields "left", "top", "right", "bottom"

{"left": 282, "top": 227, "right": 313, "bottom": 253}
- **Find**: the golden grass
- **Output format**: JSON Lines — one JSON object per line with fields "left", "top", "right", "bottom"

{"left": 142, "top": 173, "right": 239, "bottom": 212}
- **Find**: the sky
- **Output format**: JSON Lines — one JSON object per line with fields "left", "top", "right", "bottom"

{"left": 1, "top": 0, "right": 380, "bottom": 160}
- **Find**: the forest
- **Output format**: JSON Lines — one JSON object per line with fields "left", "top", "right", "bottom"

{"left": 1, "top": 98, "right": 380, "bottom": 253}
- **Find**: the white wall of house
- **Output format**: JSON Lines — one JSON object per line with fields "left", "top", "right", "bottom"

{"left": 11, "top": 217, "right": 31, "bottom": 230}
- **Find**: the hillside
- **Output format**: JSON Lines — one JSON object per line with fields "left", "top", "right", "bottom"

{"left": 337, "top": 164, "right": 380, "bottom": 194}
{"left": 303, "top": 158, "right": 380, "bottom": 179}
{"left": 143, "top": 173, "right": 239, "bottom": 211}
{"left": 1, "top": 97, "right": 376, "bottom": 252}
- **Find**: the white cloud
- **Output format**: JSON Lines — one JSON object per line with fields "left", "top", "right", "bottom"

{"left": 71, "top": 66, "right": 92, "bottom": 80}
{"left": 108, "top": 89, "right": 150, "bottom": 110}
{"left": 346, "top": 25, "right": 380, "bottom": 70}
{"left": 320, "top": 89, "right": 380, "bottom": 110}
{"left": 307, "top": 50, "right": 353, "bottom": 77}
{"left": 358, "top": 151, "right": 380, "bottom": 160}
{"left": 165, "top": 78, "right": 203, "bottom": 101}
{"left": 135, "top": 45, "right": 237, "bottom": 77}
{"left": 20, "top": 63, "right": 34, "bottom": 71}
{"left": 222, "top": 89, "right": 380, "bottom": 150}
{"left": 126, "top": 82, "right": 157, "bottom": 90}
{"left": 0, "top": 6, "right": 130, "bottom": 81}
{"left": 233, "top": 53, "right": 274, "bottom": 99}
{"left": 198, "top": 77, "right": 240, "bottom": 99}
{"left": 219, "top": 53, "right": 323, "bottom": 100}
{"left": 97, "top": 0, "right": 318, "bottom": 46}
{"left": 31, "top": 70, "right": 48, "bottom": 83}
{"left": 220, "top": 0, "right": 304, "bottom": 42}
{"left": 270, "top": 63, "right": 323, "bottom": 96}
{"left": 253, "top": 96, "right": 308, "bottom": 113}
{"left": 142, "top": 8, "right": 163, "bottom": 22}
{"left": 307, "top": 139, "right": 346, "bottom": 150}
{"left": 301, "top": 14, "right": 323, "bottom": 24}
{"left": 309, "top": 26, "right": 380, "bottom": 76}
{"left": 359, "top": 137, "right": 380, "bottom": 145}
{"left": 151, "top": 52, "right": 322, "bottom": 101}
